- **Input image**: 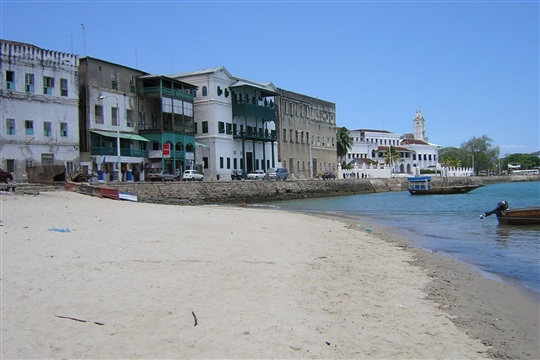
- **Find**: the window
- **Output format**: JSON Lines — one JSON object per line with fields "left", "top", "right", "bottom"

{"left": 60, "top": 78, "right": 68, "bottom": 96}
{"left": 25, "top": 73, "right": 34, "bottom": 93}
{"left": 202, "top": 121, "right": 209, "bottom": 134}
{"left": 44, "top": 121, "right": 52, "bottom": 137}
{"left": 227, "top": 157, "right": 231, "bottom": 169}
{"left": 224, "top": 88, "right": 229, "bottom": 97}
{"left": 111, "top": 107, "right": 118, "bottom": 126}
{"left": 202, "top": 86, "right": 208, "bottom": 96}
{"left": 129, "top": 75, "right": 136, "bottom": 93}
{"left": 217, "top": 86, "right": 222, "bottom": 96}
{"left": 218, "top": 121, "right": 225, "bottom": 134}
{"left": 6, "top": 70, "right": 15, "bottom": 90}
{"left": 126, "top": 110, "right": 133, "bottom": 127}
{"left": 111, "top": 70, "right": 118, "bottom": 90}
{"left": 184, "top": 102, "right": 193, "bottom": 117}
{"left": 95, "top": 105, "right": 104, "bottom": 124}
{"left": 220, "top": 157, "right": 224, "bottom": 168}
{"left": 226, "top": 123, "right": 232, "bottom": 135}
{"left": 6, "top": 119, "right": 15, "bottom": 135}
{"left": 282, "top": 128, "right": 287, "bottom": 141}
{"left": 203, "top": 156, "right": 209, "bottom": 169}
{"left": 60, "top": 122, "right": 68, "bottom": 137}
{"left": 41, "top": 153, "right": 54, "bottom": 166}
{"left": 43, "top": 76, "right": 54, "bottom": 95}
{"left": 25, "top": 120, "right": 34, "bottom": 135}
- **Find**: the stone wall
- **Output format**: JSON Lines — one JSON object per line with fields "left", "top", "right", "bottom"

{"left": 96, "top": 178, "right": 413, "bottom": 205}
{"left": 17, "top": 175, "right": 538, "bottom": 205}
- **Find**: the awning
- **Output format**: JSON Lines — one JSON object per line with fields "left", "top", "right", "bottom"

{"left": 91, "top": 130, "right": 150, "bottom": 142}
{"left": 195, "top": 142, "right": 208, "bottom": 147}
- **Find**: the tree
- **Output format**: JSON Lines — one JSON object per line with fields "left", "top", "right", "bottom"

{"left": 500, "top": 153, "right": 540, "bottom": 171}
{"left": 460, "top": 135, "right": 500, "bottom": 173}
{"left": 384, "top": 145, "right": 402, "bottom": 171}
{"left": 336, "top": 127, "right": 353, "bottom": 164}
{"left": 439, "top": 147, "right": 462, "bottom": 168}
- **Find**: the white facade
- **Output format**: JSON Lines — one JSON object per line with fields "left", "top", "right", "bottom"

{"left": 347, "top": 129, "right": 401, "bottom": 163}
{"left": 172, "top": 67, "right": 278, "bottom": 180}
{"left": 0, "top": 40, "right": 79, "bottom": 182}
{"left": 413, "top": 110, "right": 427, "bottom": 141}
{"left": 343, "top": 111, "right": 440, "bottom": 178}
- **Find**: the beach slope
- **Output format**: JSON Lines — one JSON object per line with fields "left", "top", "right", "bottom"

{"left": 1, "top": 191, "right": 489, "bottom": 359}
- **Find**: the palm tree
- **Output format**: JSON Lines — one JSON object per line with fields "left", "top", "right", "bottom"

{"left": 384, "top": 145, "right": 402, "bottom": 173}
{"left": 336, "top": 127, "right": 353, "bottom": 164}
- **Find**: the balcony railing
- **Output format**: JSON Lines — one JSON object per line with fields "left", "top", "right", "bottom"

{"left": 233, "top": 129, "right": 276, "bottom": 142}
{"left": 232, "top": 102, "right": 276, "bottom": 121}
{"left": 139, "top": 86, "right": 194, "bottom": 101}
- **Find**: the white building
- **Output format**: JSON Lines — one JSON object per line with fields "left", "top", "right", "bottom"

{"left": 342, "top": 111, "right": 440, "bottom": 178}
{"left": 172, "top": 67, "right": 278, "bottom": 180}
{"left": 0, "top": 40, "right": 79, "bottom": 182}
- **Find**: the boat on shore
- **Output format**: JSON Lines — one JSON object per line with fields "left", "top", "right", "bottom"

{"left": 480, "top": 200, "right": 540, "bottom": 225}
{"left": 407, "top": 176, "right": 484, "bottom": 195}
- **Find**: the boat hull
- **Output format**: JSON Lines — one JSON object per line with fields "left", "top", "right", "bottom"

{"left": 496, "top": 207, "right": 540, "bottom": 225}
{"left": 408, "top": 185, "right": 484, "bottom": 195}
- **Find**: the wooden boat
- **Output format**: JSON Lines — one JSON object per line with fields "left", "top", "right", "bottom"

{"left": 407, "top": 176, "right": 484, "bottom": 195}
{"left": 481, "top": 201, "right": 540, "bottom": 225}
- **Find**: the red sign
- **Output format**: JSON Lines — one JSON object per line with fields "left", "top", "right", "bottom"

{"left": 163, "top": 143, "right": 171, "bottom": 158}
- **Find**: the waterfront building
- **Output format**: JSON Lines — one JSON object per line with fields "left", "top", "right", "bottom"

{"left": 0, "top": 40, "right": 79, "bottom": 182}
{"left": 78, "top": 57, "right": 197, "bottom": 181}
{"left": 275, "top": 89, "right": 337, "bottom": 179}
{"left": 172, "top": 67, "right": 278, "bottom": 180}
{"left": 343, "top": 110, "right": 439, "bottom": 177}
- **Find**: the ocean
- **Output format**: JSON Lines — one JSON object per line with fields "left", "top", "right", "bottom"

{"left": 264, "top": 181, "right": 540, "bottom": 299}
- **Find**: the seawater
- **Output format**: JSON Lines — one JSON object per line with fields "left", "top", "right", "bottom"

{"left": 265, "top": 181, "right": 540, "bottom": 299}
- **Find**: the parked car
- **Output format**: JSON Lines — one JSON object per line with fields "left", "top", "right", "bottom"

{"left": 0, "top": 168, "right": 14, "bottom": 183}
{"left": 231, "top": 169, "right": 247, "bottom": 180}
{"left": 182, "top": 170, "right": 204, "bottom": 181}
{"left": 148, "top": 170, "right": 177, "bottom": 182}
{"left": 321, "top": 171, "right": 336, "bottom": 180}
{"left": 247, "top": 170, "right": 266, "bottom": 180}
{"left": 267, "top": 167, "right": 288, "bottom": 180}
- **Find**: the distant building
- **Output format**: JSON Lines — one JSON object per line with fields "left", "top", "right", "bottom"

{"left": 275, "top": 89, "right": 337, "bottom": 179}
{"left": 343, "top": 111, "right": 439, "bottom": 177}
{"left": 0, "top": 40, "right": 79, "bottom": 182}
{"left": 172, "top": 66, "right": 278, "bottom": 180}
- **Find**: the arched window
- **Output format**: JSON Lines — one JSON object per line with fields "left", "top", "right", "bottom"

{"left": 176, "top": 142, "right": 184, "bottom": 151}
{"left": 186, "top": 143, "right": 194, "bottom": 152}
{"left": 202, "top": 86, "right": 207, "bottom": 96}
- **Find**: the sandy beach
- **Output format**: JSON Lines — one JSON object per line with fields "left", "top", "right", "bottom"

{"left": 1, "top": 190, "right": 538, "bottom": 359}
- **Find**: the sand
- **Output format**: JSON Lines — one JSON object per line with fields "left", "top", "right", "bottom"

{"left": 0, "top": 190, "right": 538, "bottom": 359}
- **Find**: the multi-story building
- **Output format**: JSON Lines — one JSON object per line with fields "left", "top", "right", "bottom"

{"left": 343, "top": 111, "right": 439, "bottom": 177}
{"left": 172, "top": 66, "right": 278, "bottom": 180}
{"left": 275, "top": 89, "right": 337, "bottom": 179}
{"left": 0, "top": 40, "right": 79, "bottom": 182}
{"left": 78, "top": 57, "right": 197, "bottom": 181}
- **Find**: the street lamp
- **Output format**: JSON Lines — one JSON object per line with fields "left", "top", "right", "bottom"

{"left": 98, "top": 95, "right": 121, "bottom": 182}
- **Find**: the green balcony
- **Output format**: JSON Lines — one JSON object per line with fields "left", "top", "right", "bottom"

{"left": 232, "top": 103, "right": 276, "bottom": 121}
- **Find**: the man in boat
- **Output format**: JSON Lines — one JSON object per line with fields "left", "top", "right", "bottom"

{"left": 480, "top": 200, "right": 508, "bottom": 219}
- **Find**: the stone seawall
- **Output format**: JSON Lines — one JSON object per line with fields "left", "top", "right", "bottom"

{"left": 16, "top": 175, "right": 538, "bottom": 205}
{"left": 98, "top": 175, "right": 496, "bottom": 206}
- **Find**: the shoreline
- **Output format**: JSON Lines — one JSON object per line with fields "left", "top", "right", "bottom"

{"left": 299, "top": 210, "right": 540, "bottom": 359}
{"left": 1, "top": 190, "right": 538, "bottom": 359}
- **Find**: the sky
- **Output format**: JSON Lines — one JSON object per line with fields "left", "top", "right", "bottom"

{"left": 1, "top": 0, "right": 538, "bottom": 156}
